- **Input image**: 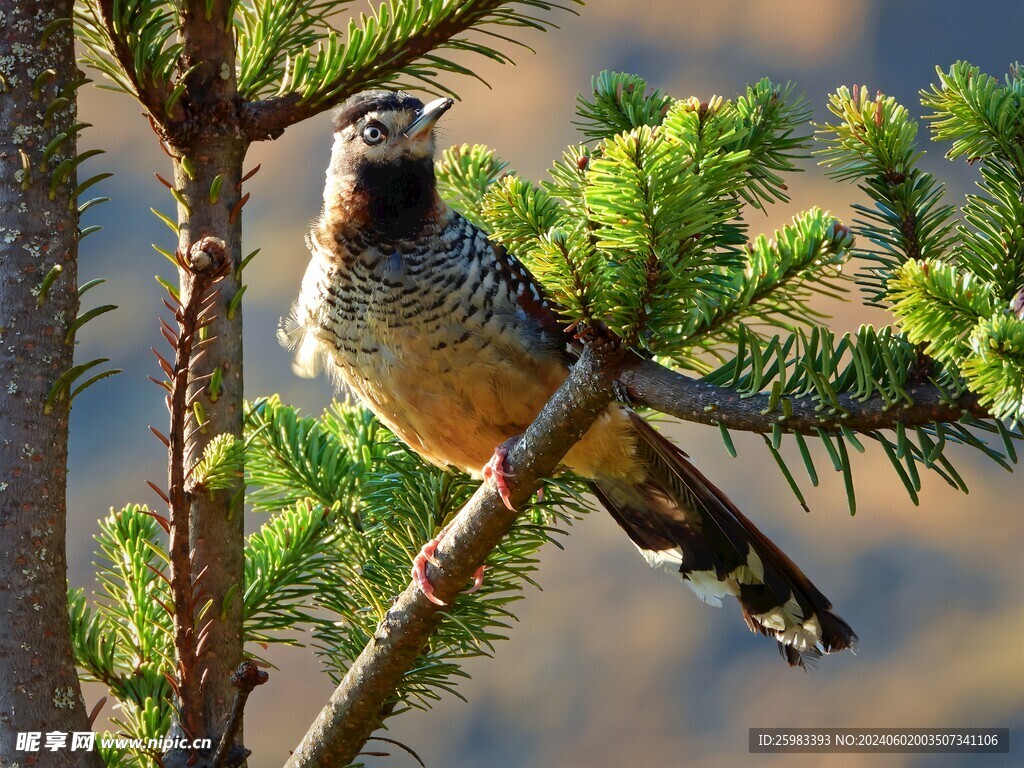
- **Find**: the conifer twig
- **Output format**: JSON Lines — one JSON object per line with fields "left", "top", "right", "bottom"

{"left": 240, "top": 0, "right": 579, "bottom": 141}
{"left": 94, "top": 0, "right": 171, "bottom": 122}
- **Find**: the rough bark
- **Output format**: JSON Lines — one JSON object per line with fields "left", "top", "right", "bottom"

{"left": 0, "top": 1, "right": 104, "bottom": 765}
{"left": 284, "top": 343, "right": 625, "bottom": 768}
{"left": 159, "top": 242, "right": 234, "bottom": 744}
{"left": 619, "top": 357, "right": 988, "bottom": 435}
{"left": 168, "top": 0, "right": 248, "bottom": 745}
{"left": 170, "top": 139, "right": 246, "bottom": 745}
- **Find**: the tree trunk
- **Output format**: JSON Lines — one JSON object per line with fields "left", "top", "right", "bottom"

{"left": 0, "top": 1, "right": 104, "bottom": 765}
{"left": 171, "top": 137, "right": 246, "bottom": 743}
{"left": 168, "top": 0, "right": 248, "bottom": 745}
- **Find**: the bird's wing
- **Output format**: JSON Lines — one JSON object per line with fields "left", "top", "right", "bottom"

{"left": 487, "top": 238, "right": 581, "bottom": 364}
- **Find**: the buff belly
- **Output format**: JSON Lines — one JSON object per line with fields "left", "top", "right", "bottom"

{"left": 331, "top": 330, "right": 641, "bottom": 480}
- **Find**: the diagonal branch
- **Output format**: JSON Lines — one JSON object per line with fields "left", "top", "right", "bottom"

{"left": 283, "top": 343, "right": 623, "bottom": 768}
{"left": 240, "top": 0, "right": 577, "bottom": 141}
{"left": 619, "top": 357, "right": 988, "bottom": 435}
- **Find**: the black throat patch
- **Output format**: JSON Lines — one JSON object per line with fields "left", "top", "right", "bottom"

{"left": 355, "top": 157, "right": 437, "bottom": 242}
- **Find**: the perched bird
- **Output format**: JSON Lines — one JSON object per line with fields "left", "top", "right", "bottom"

{"left": 282, "top": 90, "right": 857, "bottom": 668}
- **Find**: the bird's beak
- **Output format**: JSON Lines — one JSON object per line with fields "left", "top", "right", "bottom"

{"left": 404, "top": 97, "right": 454, "bottom": 139}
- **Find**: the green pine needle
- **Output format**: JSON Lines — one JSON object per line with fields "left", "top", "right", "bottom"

{"left": 192, "top": 432, "right": 245, "bottom": 493}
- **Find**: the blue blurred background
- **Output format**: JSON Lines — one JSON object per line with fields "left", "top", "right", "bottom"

{"left": 71, "top": 1, "right": 1023, "bottom": 766}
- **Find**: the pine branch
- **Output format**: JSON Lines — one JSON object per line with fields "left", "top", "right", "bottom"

{"left": 244, "top": 395, "right": 385, "bottom": 513}
{"left": 621, "top": 354, "right": 1020, "bottom": 514}
{"left": 816, "top": 84, "right": 957, "bottom": 306}
{"left": 619, "top": 355, "right": 987, "bottom": 436}
{"left": 283, "top": 343, "right": 624, "bottom": 768}
{"left": 581, "top": 119, "right": 748, "bottom": 345}
{"left": 481, "top": 78, "right": 824, "bottom": 354}
{"left": 956, "top": 159, "right": 1024, "bottom": 292}
{"left": 242, "top": 394, "right": 587, "bottom": 719}
{"left": 243, "top": 501, "right": 339, "bottom": 643}
{"left": 576, "top": 72, "right": 812, "bottom": 207}
{"left": 453, "top": 72, "right": 1019, "bottom": 514}
{"left": 77, "top": 0, "right": 180, "bottom": 122}
{"left": 310, "top": 439, "right": 587, "bottom": 705}
{"left": 192, "top": 432, "right": 245, "bottom": 492}
{"left": 962, "top": 313, "right": 1024, "bottom": 420}
{"left": 667, "top": 208, "right": 853, "bottom": 371}
{"left": 69, "top": 507, "right": 177, "bottom": 761}
{"left": 234, "top": 0, "right": 344, "bottom": 101}
{"left": 573, "top": 70, "right": 674, "bottom": 140}
{"left": 241, "top": 0, "right": 580, "bottom": 141}
{"left": 922, "top": 61, "right": 1024, "bottom": 176}
{"left": 728, "top": 79, "right": 813, "bottom": 208}
{"left": 436, "top": 143, "right": 511, "bottom": 229}
{"left": 888, "top": 258, "right": 999, "bottom": 364}
{"left": 68, "top": 589, "right": 124, "bottom": 692}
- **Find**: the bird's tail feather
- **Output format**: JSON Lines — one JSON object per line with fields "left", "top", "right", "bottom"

{"left": 590, "top": 412, "right": 856, "bottom": 669}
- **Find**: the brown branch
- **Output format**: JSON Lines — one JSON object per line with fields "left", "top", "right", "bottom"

{"left": 209, "top": 662, "right": 268, "bottom": 768}
{"left": 240, "top": 0, "right": 559, "bottom": 141}
{"left": 618, "top": 356, "right": 988, "bottom": 436}
{"left": 165, "top": 241, "right": 230, "bottom": 739}
{"left": 283, "top": 343, "right": 625, "bottom": 768}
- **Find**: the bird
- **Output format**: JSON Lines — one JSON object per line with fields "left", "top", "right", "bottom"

{"left": 281, "top": 90, "right": 857, "bottom": 668}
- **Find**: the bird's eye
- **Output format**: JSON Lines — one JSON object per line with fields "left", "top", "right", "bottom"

{"left": 361, "top": 124, "right": 386, "bottom": 145}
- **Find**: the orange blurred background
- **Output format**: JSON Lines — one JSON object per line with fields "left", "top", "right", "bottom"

{"left": 71, "top": 1, "right": 1023, "bottom": 766}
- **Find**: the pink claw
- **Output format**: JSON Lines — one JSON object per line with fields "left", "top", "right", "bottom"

{"left": 483, "top": 441, "right": 517, "bottom": 511}
{"left": 466, "top": 565, "right": 488, "bottom": 594}
{"left": 411, "top": 525, "right": 491, "bottom": 604}
{"left": 412, "top": 534, "right": 447, "bottom": 606}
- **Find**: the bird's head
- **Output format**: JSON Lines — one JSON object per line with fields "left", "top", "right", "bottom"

{"left": 324, "top": 91, "right": 454, "bottom": 240}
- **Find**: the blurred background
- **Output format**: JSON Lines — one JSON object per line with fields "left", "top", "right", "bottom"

{"left": 70, "top": 0, "right": 1023, "bottom": 766}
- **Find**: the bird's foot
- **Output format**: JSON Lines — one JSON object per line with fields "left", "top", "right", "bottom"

{"left": 411, "top": 436, "right": 522, "bottom": 605}
{"left": 612, "top": 377, "right": 634, "bottom": 407}
{"left": 412, "top": 527, "right": 448, "bottom": 606}
{"left": 411, "top": 523, "right": 489, "bottom": 606}
{"left": 466, "top": 564, "right": 488, "bottom": 594}
{"left": 483, "top": 437, "right": 520, "bottom": 511}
